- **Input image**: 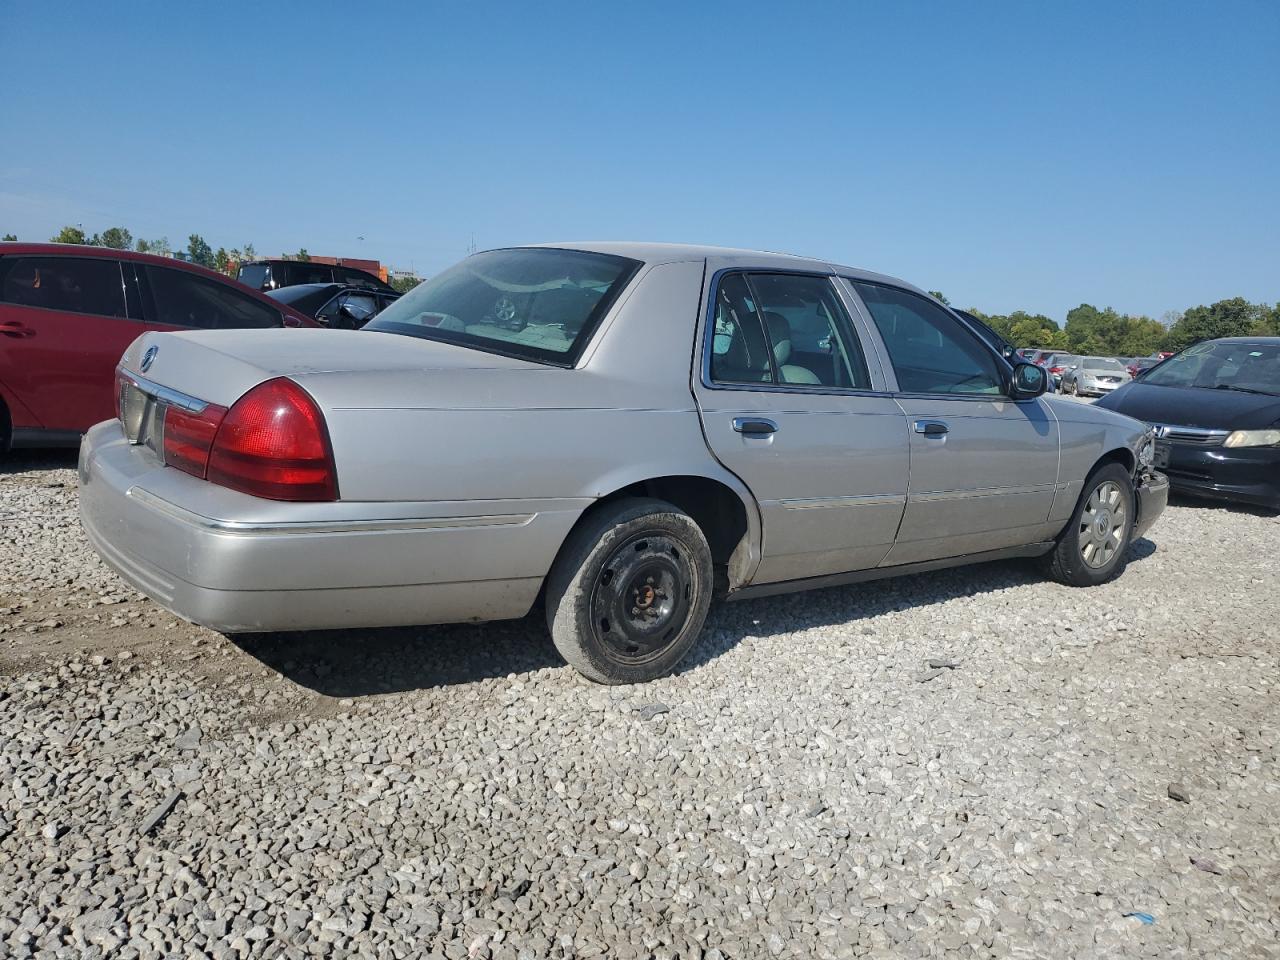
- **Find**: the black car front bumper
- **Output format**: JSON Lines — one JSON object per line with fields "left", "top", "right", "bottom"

{"left": 1133, "top": 471, "right": 1170, "bottom": 539}
{"left": 1156, "top": 441, "right": 1280, "bottom": 509}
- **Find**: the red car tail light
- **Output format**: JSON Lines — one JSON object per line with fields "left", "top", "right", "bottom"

{"left": 163, "top": 403, "right": 228, "bottom": 478}
{"left": 206, "top": 378, "right": 338, "bottom": 501}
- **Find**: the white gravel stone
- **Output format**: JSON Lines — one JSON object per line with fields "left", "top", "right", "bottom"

{"left": 1, "top": 449, "right": 1278, "bottom": 958}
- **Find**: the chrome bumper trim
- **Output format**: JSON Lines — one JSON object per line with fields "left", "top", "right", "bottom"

{"left": 126, "top": 487, "right": 535, "bottom": 536}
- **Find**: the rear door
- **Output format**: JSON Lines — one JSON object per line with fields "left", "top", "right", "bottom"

{"left": 844, "top": 279, "right": 1061, "bottom": 565}
{"left": 692, "top": 267, "right": 909, "bottom": 584}
{"left": 0, "top": 254, "right": 143, "bottom": 431}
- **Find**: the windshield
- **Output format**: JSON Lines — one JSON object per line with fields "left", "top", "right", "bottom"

{"left": 237, "top": 264, "right": 269, "bottom": 290}
{"left": 1083, "top": 357, "right": 1125, "bottom": 371}
{"left": 1142, "top": 341, "right": 1280, "bottom": 393}
{"left": 365, "top": 248, "right": 641, "bottom": 366}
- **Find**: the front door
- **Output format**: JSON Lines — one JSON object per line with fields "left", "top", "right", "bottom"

{"left": 692, "top": 269, "right": 909, "bottom": 585}
{"left": 844, "top": 279, "right": 1061, "bottom": 565}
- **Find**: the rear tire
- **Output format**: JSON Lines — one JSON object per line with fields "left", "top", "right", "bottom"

{"left": 545, "top": 498, "right": 713, "bottom": 684}
{"left": 1045, "top": 463, "right": 1135, "bottom": 587}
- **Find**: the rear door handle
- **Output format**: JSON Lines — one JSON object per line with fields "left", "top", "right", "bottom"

{"left": 733, "top": 417, "right": 778, "bottom": 436}
{"left": 914, "top": 419, "right": 949, "bottom": 437}
{"left": 0, "top": 321, "right": 34, "bottom": 338}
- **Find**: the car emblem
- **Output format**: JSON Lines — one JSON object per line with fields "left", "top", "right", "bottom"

{"left": 141, "top": 345, "right": 158, "bottom": 373}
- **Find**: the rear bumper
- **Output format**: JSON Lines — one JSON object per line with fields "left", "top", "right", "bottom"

{"left": 1162, "top": 442, "right": 1280, "bottom": 509}
{"left": 1133, "top": 471, "right": 1169, "bottom": 539}
{"left": 78, "top": 421, "right": 586, "bottom": 632}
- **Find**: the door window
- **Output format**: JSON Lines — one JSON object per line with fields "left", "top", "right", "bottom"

{"left": 291, "top": 262, "right": 334, "bottom": 285}
{"left": 849, "top": 281, "right": 1003, "bottom": 395}
{"left": 0, "top": 256, "right": 128, "bottom": 318}
{"left": 145, "top": 267, "right": 282, "bottom": 329}
{"left": 318, "top": 291, "right": 379, "bottom": 327}
{"left": 708, "top": 273, "right": 871, "bottom": 389}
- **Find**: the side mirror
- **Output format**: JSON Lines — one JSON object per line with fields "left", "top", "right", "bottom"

{"left": 1009, "top": 361, "right": 1048, "bottom": 399}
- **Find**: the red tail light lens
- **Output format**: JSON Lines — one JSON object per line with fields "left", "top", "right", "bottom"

{"left": 163, "top": 403, "right": 228, "bottom": 478}
{"left": 206, "top": 378, "right": 338, "bottom": 501}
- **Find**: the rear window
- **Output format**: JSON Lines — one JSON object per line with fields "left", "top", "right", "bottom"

{"left": 366, "top": 248, "right": 641, "bottom": 366}
{"left": 1083, "top": 357, "right": 1124, "bottom": 371}
{"left": 238, "top": 264, "right": 270, "bottom": 290}
{"left": 146, "top": 266, "right": 282, "bottom": 329}
{"left": 0, "top": 255, "right": 128, "bottom": 318}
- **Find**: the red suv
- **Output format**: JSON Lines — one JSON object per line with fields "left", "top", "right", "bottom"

{"left": 0, "top": 243, "right": 318, "bottom": 450}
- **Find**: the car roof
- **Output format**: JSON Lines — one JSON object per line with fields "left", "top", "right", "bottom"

{"left": 1, "top": 241, "right": 233, "bottom": 282}
{"left": 522, "top": 241, "right": 928, "bottom": 294}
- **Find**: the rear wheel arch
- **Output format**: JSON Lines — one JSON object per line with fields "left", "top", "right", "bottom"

{"left": 550, "top": 474, "right": 759, "bottom": 596}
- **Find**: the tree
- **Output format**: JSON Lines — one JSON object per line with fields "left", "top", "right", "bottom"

{"left": 928, "top": 290, "right": 950, "bottom": 305}
{"left": 214, "top": 247, "right": 231, "bottom": 275}
{"left": 187, "top": 234, "right": 216, "bottom": 268}
{"left": 1166, "top": 297, "right": 1262, "bottom": 350}
{"left": 50, "top": 225, "right": 88, "bottom": 244}
{"left": 295, "top": 248, "right": 310, "bottom": 261}
{"left": 390, "top": 274, "right": 423, "bottom": 294}
{"left": 96, "top": 226, "right": 133, "bottom": 250}
{"left": 136, "top": 236, "right": 171, "bottom": 257}
{"left": 2, "top": 233, "right": 15, "bottom": 242}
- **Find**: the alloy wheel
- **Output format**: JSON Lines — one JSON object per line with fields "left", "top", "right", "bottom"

{"left": 1078, "top": 480, "right": 1127, "bottom": 568}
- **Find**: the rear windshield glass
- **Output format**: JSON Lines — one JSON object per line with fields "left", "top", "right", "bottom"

{"left": 365, "top": 248, "right": 641, "bottom": 366}
{"left": 1083, "top": 358, "right": 1125, "bottom": 371}
{"left": 1142, "top": 341, "right": 1280, "bottom": 394}
{"left": 238, "top": 264, "right": 269, "bottom": 289}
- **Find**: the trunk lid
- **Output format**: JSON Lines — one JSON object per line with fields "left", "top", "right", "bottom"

{"left": 119, "top": 328, "right": 544, "bottom": 408}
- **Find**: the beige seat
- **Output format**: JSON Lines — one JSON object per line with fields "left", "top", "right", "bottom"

{"left": 763, "top": 312, "right": 821, "bottom": 384}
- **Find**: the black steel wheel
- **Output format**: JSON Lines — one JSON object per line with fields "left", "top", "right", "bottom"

{"left": 545, "top": 498, "right": 713, "bottom": 684}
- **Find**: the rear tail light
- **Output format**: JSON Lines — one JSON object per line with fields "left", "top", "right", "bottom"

{"left": 163, "top": 403, "right": 228, "bottom": 478}
{"left": 206, "top": 378, "right": 338, "bottom": 501}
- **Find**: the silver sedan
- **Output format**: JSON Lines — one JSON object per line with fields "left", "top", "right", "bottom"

{"left": 80, "top": 243, "right": 1168, "bottom": 683}
{"left": 1062, "top": 357, "right": 1133, "bottom": 397}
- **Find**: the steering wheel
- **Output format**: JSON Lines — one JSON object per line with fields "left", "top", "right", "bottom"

{"left": 493, "top": 296, "right": 524, "bottom": 330}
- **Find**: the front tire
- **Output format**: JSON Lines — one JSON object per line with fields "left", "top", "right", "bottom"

{"left": 1045, "top": 463, "right": 1135, "bottom": 587}
{"left": 545, "top": 498, "right": 714, "bottom": 684}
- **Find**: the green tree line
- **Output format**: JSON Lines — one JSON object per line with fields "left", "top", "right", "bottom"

{"left": 955, "top": 298, "right": 1280, "bottom": 356}
{"left": 37, "top": 224, "right": 260, "bottom": 277}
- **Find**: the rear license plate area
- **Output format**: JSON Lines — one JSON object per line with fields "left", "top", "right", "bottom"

{"left": 120, "top": 381, "right": 166, "bottom": 456}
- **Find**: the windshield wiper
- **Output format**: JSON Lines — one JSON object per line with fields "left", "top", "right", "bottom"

{"left": 1212, "top": 384, "right": 1280, "bottom": 397}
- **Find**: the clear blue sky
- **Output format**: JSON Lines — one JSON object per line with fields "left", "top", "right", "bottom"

{"left": 2, "top": 1, "right": 1277, "bottom": 321}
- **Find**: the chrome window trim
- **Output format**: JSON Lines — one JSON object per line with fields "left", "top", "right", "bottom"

{"left": 697, "top": 266, "right": 891, "bottom": 398}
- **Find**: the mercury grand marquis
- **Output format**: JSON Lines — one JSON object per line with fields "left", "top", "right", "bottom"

{"left": 80, "top": 243, "right": 1169, "bottom": 683}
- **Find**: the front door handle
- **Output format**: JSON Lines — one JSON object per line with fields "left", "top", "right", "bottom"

{"left": 914, "top": 419, "right": 949, "bottom": 437}
{"left": 732, "top": 417, "right": 778, "bottom": 436}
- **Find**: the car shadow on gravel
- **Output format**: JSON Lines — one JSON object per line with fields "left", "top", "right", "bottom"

{"left": 0, "top": 448, "right": 79, "bottom": 475}
{"left": 231, "top": 539, "right": 1159, "bottom": 696}
{"left": 677, "top": 539, "right": 1159, "bottom": 675}
{"left": 231, "top": 615, "right": 564, "bottom": 698}
{"left": 1168, "top": 492, "right": 1279, "bottom": 518}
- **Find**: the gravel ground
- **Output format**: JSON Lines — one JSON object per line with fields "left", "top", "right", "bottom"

{"left": 2, "top": 450, "right": 1278, "bottom": 960}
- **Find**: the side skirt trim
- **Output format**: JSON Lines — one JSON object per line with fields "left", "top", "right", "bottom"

{"left": 728, "top": 541, "right": 1056, "bottom": 601}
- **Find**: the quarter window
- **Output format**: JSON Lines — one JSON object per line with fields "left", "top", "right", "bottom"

{"left": 849, "top": 281, "right": 1003, "bottom": 395}
{"left": 0, "top": 256, "right": 128, "bottom": 318}
{"left": 146, "top": 267, "right": 282, "bottom": 329}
